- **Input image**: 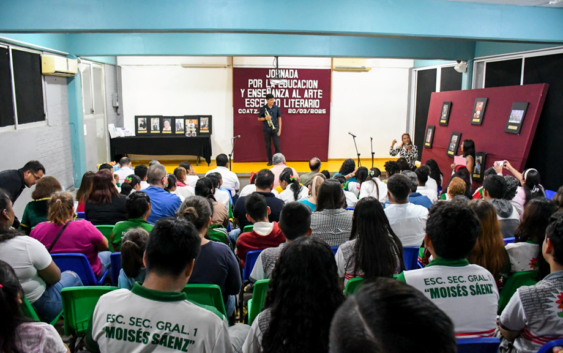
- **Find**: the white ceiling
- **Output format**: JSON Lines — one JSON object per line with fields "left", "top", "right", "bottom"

{"left": 444, "top": 0, "right": 563, "bottom": 7}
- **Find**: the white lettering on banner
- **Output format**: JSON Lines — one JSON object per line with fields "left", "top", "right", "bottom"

{"left": 266, "top": 69, "right": 299, "bottom": 78}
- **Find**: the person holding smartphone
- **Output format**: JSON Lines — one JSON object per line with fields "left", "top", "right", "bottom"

{"left": 389, "top": 133, "right": 417, "bottom": 169}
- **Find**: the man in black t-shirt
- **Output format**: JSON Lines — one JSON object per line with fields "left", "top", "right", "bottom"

{"left": 258, "top": 94, "right": 282, "bottom": 166}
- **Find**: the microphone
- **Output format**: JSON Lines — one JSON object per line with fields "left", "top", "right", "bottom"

{"left": 232, "top": 135, "right": 241, "bottom": 139}
{"left": 349, "top": 132, "right": 356, "bottom": 138}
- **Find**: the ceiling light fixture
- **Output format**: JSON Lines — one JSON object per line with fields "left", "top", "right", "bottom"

{"left": 548, "top": 0, "right": 563, "bottom": 4}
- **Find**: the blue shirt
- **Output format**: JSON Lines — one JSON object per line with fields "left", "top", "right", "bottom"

{"left": 332, "top": 172, "right": 357, "bottom": 184}
{"left": 298, "top": 199, "right": 317, "bottom": 212}
{"left": 384, "top": 193, "right": 433, "bottom": 210}
{"left": 118, "top": 268, "right": 146, "bottom": 290}
{"left": 259, "top": 104, "right": 282, "bottom": 131}
{"left": 143, "top": 186, "right": 182, "bottom": 224}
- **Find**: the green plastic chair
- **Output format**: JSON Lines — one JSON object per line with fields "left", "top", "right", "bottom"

{"left": 248, "top": 279, "right": 270, "bottom": 325}
{"left": 243, "top": 225, "right": 254, "bottom": 233}
{"left": 182, "top": 284, "right": 227, "bottom": 318}
{"left": 20, "top": 297, "right": 63, "bottom": 325}
{"left": 498, "top": 271, "right": 538, "bottom": 314}
{"left": 61, "top": 286, "right": 117, "bottom": 338}
{"left": 207, "top": 224, "right": 229, "bottom": 244}
{"left": 344, "top": 277, "right": 364, "bottom": 296}
{"left": 95, "top": 225, "right": 115, "bottom": 252}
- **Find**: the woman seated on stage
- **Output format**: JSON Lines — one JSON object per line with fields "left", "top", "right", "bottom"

{"left": 277, "top": 168, "right": 308, "bottom": 203}
{"left": 298, "top": 174, "right": 325, "bottom": 212}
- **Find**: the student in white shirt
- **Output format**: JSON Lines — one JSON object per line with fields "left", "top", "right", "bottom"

{"left": 334, "top": 175, "right": 357, "bottom": 209}
{"left": 179, "top": 161, "right": 200, "bottom": 188}
{"left": 397, "top": 201, "right": 499, "bottom": 338}
{"left": 415, "top": 166, "right": 438, "bottom": 203}
{"left": 206, "top": 154, "right": 240, "bottom": 197}
{"left": 86, "top": 218, "right": 234, "bottom": 353}
{"left": 134, "top": 164, "right": 150, "bottom": 190}
{"left": 276, "top": 168, "right": 308, "bottom": 203}
{"left": 173, "top": 166, "right": 196, "bottom": 199}
{"left": 425, "top": 159, "right": 443, "bottom": 192}
{"left": 208, "top": 173, "right": 231, "bottom": 209}
{"left": 115, "top": 157, "right": 135, "bottom": 185}
{"left": 384, "top": 174, "right": 429, "bottom": 247}
{"left": 348, "top": 168, "right": 387, "bottom": 204}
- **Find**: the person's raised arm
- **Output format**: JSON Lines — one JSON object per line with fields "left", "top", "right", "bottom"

{"left": 389, "top": 139, "right": 399, "bottom": 155}
{"left": 504, "top": 160, "right": 523, "bottom": 184}
{"left": 37, "top": 261, "right": 62, "bottom": 286}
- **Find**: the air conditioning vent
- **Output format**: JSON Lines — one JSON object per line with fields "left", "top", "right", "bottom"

{"left": 42, "top": 55, "right": 78, "bottom": 77}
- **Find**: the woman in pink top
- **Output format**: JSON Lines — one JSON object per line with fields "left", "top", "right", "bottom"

{"left": 31, "top": 191, "right": 110, "bottom": 278}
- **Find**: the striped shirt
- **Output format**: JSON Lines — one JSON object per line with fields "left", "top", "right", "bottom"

{"left": 310, "top": 209, "right": 353, "bottom": 247}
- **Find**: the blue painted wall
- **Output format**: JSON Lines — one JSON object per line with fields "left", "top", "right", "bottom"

{"left": 0, "top": 33, "right": 69, "bottom": 53}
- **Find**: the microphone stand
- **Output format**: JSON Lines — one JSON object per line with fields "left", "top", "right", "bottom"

{"left": 229, "top": 137, "right": 238, "bottom": 171}
{"left": 371, "top": 137, "right": 375, "bottom": 169}
{"left": 351, "top": 134, "right": 361, "bottom": 167}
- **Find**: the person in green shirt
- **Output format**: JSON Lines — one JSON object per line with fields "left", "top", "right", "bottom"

{"left": 111, "top": 191, "right": 153, "bottom": 251}
{"left": 300, "top": 157, "right": 321, "bottom": 187}
{"left": 19, "top": 176, "right": 62, "bottom": 234}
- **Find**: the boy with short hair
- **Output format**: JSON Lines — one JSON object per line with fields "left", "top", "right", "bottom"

{"left": 86, "top": 218, "right": 231, "bottom": 353}
{"left": 483, "top": 174, "right": 520, "bottom": 238}
{"left": 250, "top": 202, "right": 312, "bottom": 282}
{"left": 397, "top": 201, "right": 499, "bottom": 338}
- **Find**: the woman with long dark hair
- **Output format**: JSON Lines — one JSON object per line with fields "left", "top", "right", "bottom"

{"left": 310, "top": 179, "right": 353, "bottom": 246}
{"left": 356, "top": 167, "right": 380, "bottom": 201}
{"left": 0, "top": 260, "right": 70, "bottom": 353}
{"left": 85, "top": 169, "right": 127, "bottom": 225}
{"left": 118, "top": 228, "right": 149, "bottom": 290}
{"left": 503, "top": 161, "right": 545, "bottom": 205}
{"left": 507, "top": 197, "right": 557, "bottom": 279}
{"left": 243, "top": 237, "right": 345, "bottom": 353}
{"left": 336, "top": 197, "right": 405, "bottom": 286}
{"left": 195, "top": 177, "right": 228, "bottom": 226}
{"left": 75, "top": 171, "right": 95, "bottom": 212}
{"left": 467, "top": 200, "right": 509, "bottom": 284}
{"left": 425, "top": 159, "right": 443, "bottom": 192}
{"left": 277, "top": 167, "right": 308, "bottom": 202}
{"left": 390, "top": 133, "right": 418, "bottom": 169}
{"left": 333, "top": 158, "right": 357, "bottom": 183}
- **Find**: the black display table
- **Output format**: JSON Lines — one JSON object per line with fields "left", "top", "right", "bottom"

{"left": 110, "top": 136, "right": 212, "bottom": 165}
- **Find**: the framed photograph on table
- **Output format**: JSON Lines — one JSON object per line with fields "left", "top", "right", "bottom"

{"left": 471, "top": 98, "right": 488, "bottom": 125}
{"left": 439, "top": 102, "right": 452, "bottom": 126}
{"left": 150, "top": 117, "right": 161, "bottom": 134}
{"left": 135, "top": 116, "right": 148, "bottom": 134}
{"left": 447, "top": 132, "right": 461, "bottom": 157}
{"left": 199, "top": 116, "right": 212, "bottom": 134}
{"left": 174, "top": 118, "right": 185, "bottom": 135}
{"left": 505, "top": 102, "right": 529, "bottom": 134}
{"left": 472, "top": 152, "right": 487, "bottom": 181}
{"left": 162, "top": 118, "right": 172, "bottom": 134}
{"left": 185, "top": 118, "right": 199, "bottom": 137}
{"left": 424, "top": 125, "right": 435, "bottom": 148}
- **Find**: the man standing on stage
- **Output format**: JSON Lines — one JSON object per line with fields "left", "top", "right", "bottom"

{"left": 258, "top": 93, "right": 282, "bottom": 166}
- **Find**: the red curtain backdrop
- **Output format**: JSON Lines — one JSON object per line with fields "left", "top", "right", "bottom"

{"left": 422, "top": 84, "right": 548, "bottom": 189}
{"left": 233, "top": 68, "right": 331, "bottom": 162}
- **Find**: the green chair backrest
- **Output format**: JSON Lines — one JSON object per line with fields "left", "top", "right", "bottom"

{"left": 182, "top": 284, "right": 227, "bottom": 318}
{"left": 248, "top": 279, "right": 270, "bottom": 325}
{"left": 207, "top": 225, "right": 229, "bottom": 244}
{"left": 243, "top": 225, "right": 254, "bottom": 233}
{"left": 498, "top": 271, "right": 538, "bottom": 314}
{"left": 21, "top": 297, "right": 40, "bottom": 321}
{"left": 61, "top": 286, "right": 118, "bottom": 336}
{"left": 95, "top": 225, "right": 115, "bottom": 252}
{"left": 344, "top": 277, "right": 364, "bottom": 296}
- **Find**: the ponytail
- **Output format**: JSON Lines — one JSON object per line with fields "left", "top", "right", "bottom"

{"left": 356, "top": 167, "right": 379, "bottom": 200}
{"left": 280, "top": 168, "right": 301, "bottom": 201}
{"left": 121, "top": 228, "right": 149, "bottom": 278}
{"left": 48, "top": 191, "right": 75, "bottom": 225}
{"left": 195, "top": 178, "right": 216, "bottom": 202}
{"left": 178, "top": 196, "right": 212, "bottom": 232}
{"left": 523, "top": 169, "right": 544, "bottom": 204}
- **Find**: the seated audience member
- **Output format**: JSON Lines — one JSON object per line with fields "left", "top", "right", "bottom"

{"left": 333, "top": 158, "right": 357, "bottom": 182}
{"left": 0, "top": 260, "right": 71, "bottom": 353}
{"left": 401, "top": 170, "right": 432, "bottom": 209}
{"left": 98, "top": 163, "right": 113, "bottom": 172}
{"left": 336, "top": 197, "right": 404, "bottom": 286}
{"left": 384, "top": 160, "right": 401, "bottom": 179}
{"left": 483, "top": 175, "right": 520, "bottom": 238}
{"left": 330, "top": 279, "right": 457, "bottom": 353}
{"left": 555, "top": 186, "right": 563, "bottom": 210}
{"left": 118, "top": 228, "right": 149, "bottom": 290}
{"left": 206, "top": 153, "right": 240, "bottom": 196}
{"left": 277, "top": 167, "right": 308, "bottom": 202}
{"left": 415, "top": 165, "right": 438, "bottom": 203}
{"left": 300, "top": 157, "right": 321, "bottom": 186}
{"left": 134, "top": 164, "right": 149, "bottom": 190}
{"left": 242, "top": 237, "right": 344, "bottom": 353}
{"left": 20, "top": 176, "right": 62, "bottom": 234}
{"left": 240, "top": 173, "right": 280, "bottom": 198}
{"left": 320, "top": 170, "right": 331, "bottom": 179}
{"left": 165, "top": 174, "right": 186, "bottom": 201}
{"left": 148, "top": 160, "right": 159, "bottom": 167}
{"left": 348, "top": 167, "right": 380, "bottom": 202}
{"left": 179, "top": 197, "right": 241, "bottom": 318}
{"left": 195, "top": 177, "right": 228, "bottom": 227}
{"left": 236, "top": 193, "right": 286, "bottom": 266}
{"left": 76, "top": 171, "right": 95, "bottom": 212}
{"left": 143, "top": 164, "right": 182, "bottom": 224}
{"left": 467, "top": 200, "right": 509, "bottom": 284}
{"left": 0, "top": 190, "right": 83, "bottom": 323}
{"left": 115, "top": 157, "right": 134, "bottom": 184}
{"left": 499, "top": 215, "right": 563, "bottom": 353}
{"left": 334, "top": 175, "right": 357, "bottom": 209}
{"left": 250, "top": 202, "right": 311, "bottom": 282}
{"left": 119, "top": 174, "right": 141, "bottom": 196}
{"left": 172, "top": 167, "right": 195, "bottom": 199}
{"left": 179, "top": 161, "right": 199, "bottom": 188}
{"left": 506, "top": 198, "right": 557, "bottom": 279}
{"left": 85, "top": 170, "right": 127, "bottom": 225}
{"left": 270, "top": 153, "right": 299, "bottom": 189}
{"left": 299, "top": 174, "right": 326, "bottom": 211}
{"left": 504, "top": 175, "right": 525, "bottom": 216}
{"left": 111, "top": 191, "right": 153, "bottom": 251}
{"left": 397, "top": 201, "right": 499, "bottom": 337}
{"left": 441, "top": 167, "right": 472, "bottom": 199}
{"left": 503, "top": 160, "right": 545, "bottom": 205}
{"left": 310, "top": 179, "right": 353, "bottom": 247}
{"left": 233, "top": 169, "right": 284, "bottom": 231}
{"left": 440, "top": 176, "right": 468, "bottom": 201}
{"left": 85, "top": 218, "right": 232, "bottom": 353}
{"left": 397, "top": 157, "right": 411, "bottom": 172}
{"left": 425, "top": 159, "right": 443, "bottom": 192}
{"left": 384, "top": 174, "right": 429, "bottom": 247}
{"left": 32, "top": 191, "right": 111, "bottom": 278}
{"left": 208, "top": 173, "right": 231, "bottom": 209}
{"left": 472, "top": 167, "right": 500, "bottom": 200}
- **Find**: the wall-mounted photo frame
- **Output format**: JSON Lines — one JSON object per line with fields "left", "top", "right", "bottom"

{"left": 447, "top": 132, "right": 461, "bottom": 157}
{"left": 185, "top": 118, "right": 199, "bottom": 137}
{"left": 424, "top": 125, "right": 435, "bottom": 148}
{"left": 199, "top": 116, "right": 212, "bottom": 134}
{"left": 471, "top": 98, "right": 488, "bottom": 125}
{"left": 505, "top": 102, "right": 529, "bottom": 135}
{"left": 161, "top": 117, "right": 173, "bottom": 134}
{"left": 439, "top": 102, "right": 452, "bottom": 126}
{"left": 150, "top": 117, "right": 161, "bottom": 134}
{"left": 135, "top": 116, "right": 148, "bottom": 135}
{"left": 174, "top": 117, "right": 185, "bottom": 135}
{"left": 472, "top": 152, "right": 487, "bottom": 181}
